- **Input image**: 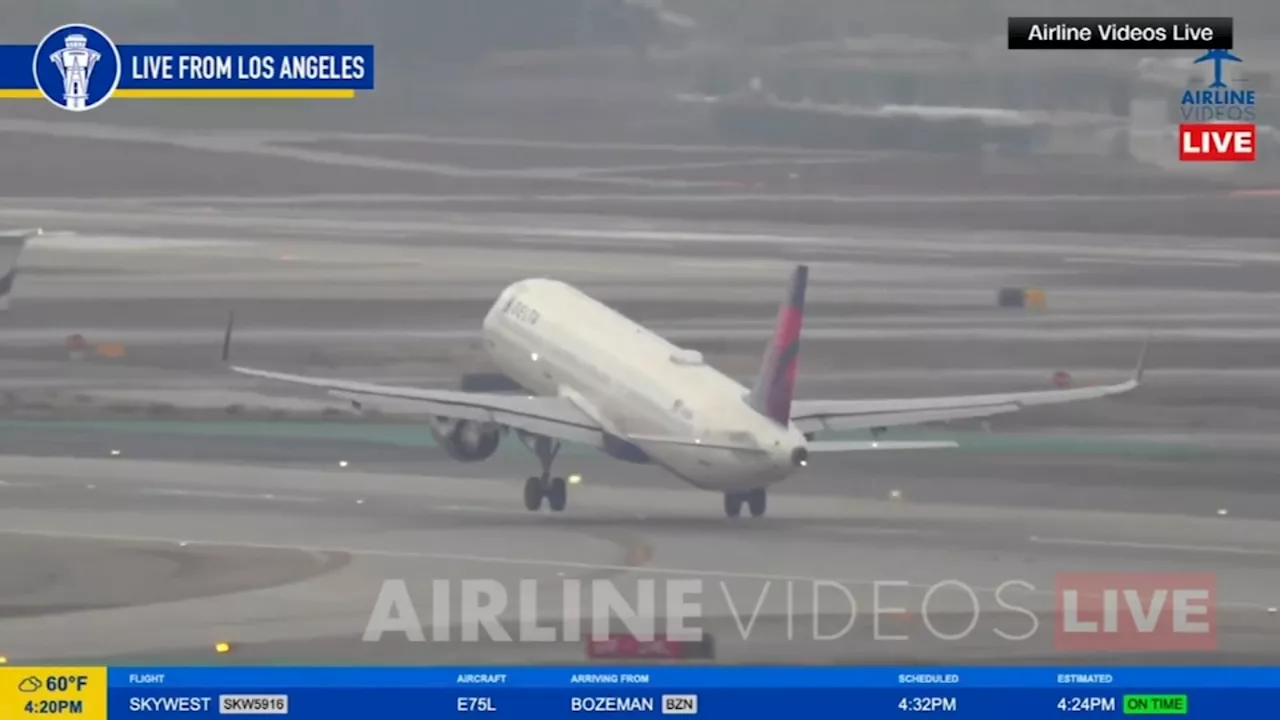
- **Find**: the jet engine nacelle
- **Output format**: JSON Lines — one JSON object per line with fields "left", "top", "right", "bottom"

{"left": 430, "top": 418, "right": 501, "bottom": 462}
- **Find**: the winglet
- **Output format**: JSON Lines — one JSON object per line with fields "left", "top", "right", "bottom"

{"left": 0, "top": 228, "right": 36, "bottom": 312}
{"left": 221, "top": 311, "right": 235, "bottom": 363}
{"left": 1133, "top": 335, "right": 1150, "bottom": 384}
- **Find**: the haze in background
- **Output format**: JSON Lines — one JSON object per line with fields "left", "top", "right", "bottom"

{"left": 3, "top": 0, "right": 1277, "bottom": 142}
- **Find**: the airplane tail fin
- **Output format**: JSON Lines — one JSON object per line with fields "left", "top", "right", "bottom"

{"left": 746, "top": 264, "right": 807, "bottom": 425}
{"left": 0, "top": 228, "right": 37, "bottom": 312}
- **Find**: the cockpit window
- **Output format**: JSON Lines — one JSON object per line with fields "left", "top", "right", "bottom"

{"left": 498, "top": 283, "right": 525, "bottom": 313}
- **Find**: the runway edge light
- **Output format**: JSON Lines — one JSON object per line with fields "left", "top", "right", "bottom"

{"left": 215, "top": 642, "right": 232, "bottom": 653}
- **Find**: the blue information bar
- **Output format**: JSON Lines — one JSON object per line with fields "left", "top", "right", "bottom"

{"left": 0, "top": 44, "right": 375, "bottom": 90}
{"left": 0, "top": 46, "right": 37, "bottom": 88}
{"left": 108, "top": 688, "right": 1271, "bottom": 719}
{"left": 105, "top": 666, "right": 1280, "bottom": 688}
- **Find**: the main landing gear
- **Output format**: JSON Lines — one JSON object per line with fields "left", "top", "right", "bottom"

{"left": 520, "top": 434, "right": 567, "bottom": 512}
{"left": 723, "top": 488, "right": 767, "bottom": 518}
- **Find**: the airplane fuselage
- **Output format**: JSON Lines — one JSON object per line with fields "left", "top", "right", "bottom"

{"left": 481, "top": 279, "right": 806, "bottom": 491}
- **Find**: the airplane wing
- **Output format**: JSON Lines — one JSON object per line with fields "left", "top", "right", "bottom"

{"left": 1194, "top": 50, "right": 1241, "bottom": 63}
{"left": 790, "top": 339, "right": 1148, "bottom": 435}
{"left": 0, "top": 228, "right": 37, "bottom": 311}
{"left": 220, "top": 314, "right": 606, "bottom": 447}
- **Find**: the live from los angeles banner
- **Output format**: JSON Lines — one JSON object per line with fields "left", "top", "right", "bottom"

{"left": 0, "top": 23, "right": 374, "bottom": 111}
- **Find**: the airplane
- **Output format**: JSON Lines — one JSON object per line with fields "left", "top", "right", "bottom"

{"left": 221, "top": 264, "right": 1147, "bottom": 518}
{"left": 1193, "top": 49, "right": 1243, "bottom": 89}
{"left": 0, "top": 228, "right": 38, "bottom": 311}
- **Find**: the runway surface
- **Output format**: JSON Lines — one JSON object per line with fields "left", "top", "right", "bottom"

{"left": 3, "top": 453, "right": 1280, "bottom": 665}
{"left": 1, "top": 119, "right": 1279, "bottom": 665}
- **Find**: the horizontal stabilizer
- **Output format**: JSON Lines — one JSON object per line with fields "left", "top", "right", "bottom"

{"left": 792, "top": 338, "right": 1150, "bottom": 434}
{"left": 798, "top": 404, "right": 1021, "bottom": 433}
{"left": 807, "top": 440, "right": 959, "bottom": 452}
{"left": 0, "top": 228, "right": 40, "bottom": 241}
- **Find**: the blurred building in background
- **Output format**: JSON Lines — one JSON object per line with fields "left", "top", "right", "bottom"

{"left": 2, "top": 0, "right": 1277, "bottom": 168}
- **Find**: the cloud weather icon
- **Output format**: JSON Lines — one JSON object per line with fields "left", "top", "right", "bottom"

{"left": 19, "top": 676, "right": 42, "bottom": 692}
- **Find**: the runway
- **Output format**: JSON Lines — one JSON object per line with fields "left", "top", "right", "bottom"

{"left": 3, "top": 453, "right": 1280, "bottom": 665}
{"left": 2, "top": 120, "right": 1280, "bottom": 665}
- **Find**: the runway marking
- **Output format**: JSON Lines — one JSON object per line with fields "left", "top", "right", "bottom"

{"left": 674, "top": 259, "right": 785, "bottom": 271}
{"left": 823, "top": 526, "right": 940, "bottom": 538}
{"left": 1063, "top": 257, "right": 1244, "bottom": 269}
{"left": 134, "top": 488, "right": 324, "bottom": 503}
{"left": 838, "top": 249, "right": 956, "bottom": 260}
{"left": 575, "top": 156, "right": 874, "bottom": 177}
{"left": 1029, "top": 535, "right": 1280, "bottom": 557}
{"left": 439, "top": 503, "right": 523, "bottom": 515}
{"left": 0, "top": 120, "right": 857, "bottom": 156}
{"left": 0, "top": 526, "right": 1268, "bottom": 610}
{"left": 31, "top": 234, "right": 241, "bottom": 252}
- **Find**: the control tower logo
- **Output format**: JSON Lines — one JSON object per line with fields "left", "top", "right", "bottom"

{"left": 33, "top": 24, "right": 122, "bottom": 112}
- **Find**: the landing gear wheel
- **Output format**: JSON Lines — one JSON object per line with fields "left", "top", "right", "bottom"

{"left": 746, "top": 488, "right": 767, "bottom": 518}
{"left": 547, "top": 476, "right": 568, "bottom": 512}
{"left": 518, "top": 434, "right": 565, "bottom": 513}
{"left": 723, "top": 492, "right": 744, "bottom": 518}
{"left": 523, "top": 476, "right": 544, "bottom": 511}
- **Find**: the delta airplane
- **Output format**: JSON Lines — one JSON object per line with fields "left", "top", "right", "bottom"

{"left": 222, "top": 265, "right": 1146, "bottom": 518}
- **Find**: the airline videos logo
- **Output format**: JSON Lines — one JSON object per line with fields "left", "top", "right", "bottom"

{"left": 1178, "top": 49, "right": 1256, "bottom": 161}
{"left": 1054, "top": 573, "right": 1216, "bottom": 652}
{"left": 661, "top": 695, "right": 698, "bottom": 714}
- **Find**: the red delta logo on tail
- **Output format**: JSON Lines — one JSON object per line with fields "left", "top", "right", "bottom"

{"left": 748, "top": 265, "right": 808, "bottom": 425}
